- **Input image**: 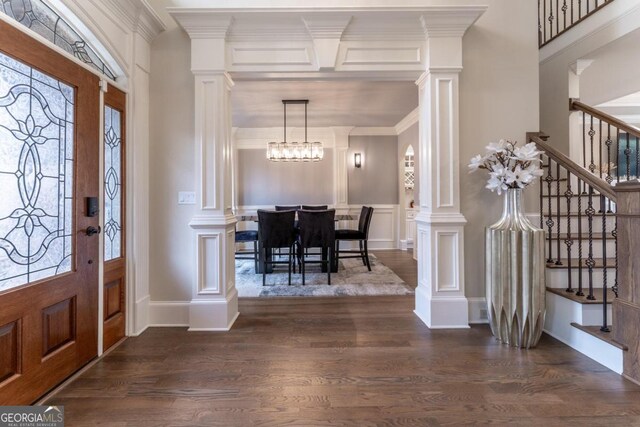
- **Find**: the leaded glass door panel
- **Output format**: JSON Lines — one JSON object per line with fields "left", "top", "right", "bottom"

{"left": 0, "top": 20, "right": 99, "bottom": 405}
{"left": 103, "top": 85, "right": 126, "bottom": 351}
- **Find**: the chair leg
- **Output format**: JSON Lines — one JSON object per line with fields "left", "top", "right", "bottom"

{"left": 288, "top": 245, "right": 292, "bottom": 286}
{"left": 327, "top": 248, "right": 331, "bottom": 285}
{"left": 364, "top": 240, "right": 371, "bottom": 271}
{"left": 262, "top": 248, "right": 266, "bottom": 286}
{"left": 302, "top": 250, "right": 306, "bottom": 286}
{"left": 359, "top": 240, "right": 367, "bottom": 266}
{"left": 335, "top": 240, "right": 340, "bottom": 270}
{"left": 253, "top": 241, "right": 258, "bottom": 273}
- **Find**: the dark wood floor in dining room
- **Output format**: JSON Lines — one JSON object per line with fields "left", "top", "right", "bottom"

{"left": 48, "top": 251, "right": 640, "bottom": 426}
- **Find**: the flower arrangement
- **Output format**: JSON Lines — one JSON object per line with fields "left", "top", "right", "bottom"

{"left": 469, "top": 140, "right": 544, "bottom": 195}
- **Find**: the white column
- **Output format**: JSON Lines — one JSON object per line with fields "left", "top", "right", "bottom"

{"left": 187, "top": 35, "right": 238, "bottom": 331}
{"left": 414, "top": 36, "right": 468, "bottom": 329}
{"left": 331, "top": 126, "right": 353, "bottom": 211}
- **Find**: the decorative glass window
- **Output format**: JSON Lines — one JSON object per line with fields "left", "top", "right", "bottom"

{"left": 104, "top": 105, "right": 122, "bottom": 261}
{"left": 404, "top": 146, "right": 415, "bottom": 190}
{"left": 0, "top": 51, "right": 74, "bottom": 291}
{"left": 0, "top": 0, "right": 116, "bottom": 80}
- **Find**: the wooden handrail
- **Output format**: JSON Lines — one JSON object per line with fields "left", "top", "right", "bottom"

{"left": 527, "top": 132, "right": 617, "bottom": 201}
{"left": 570, "top": 99, "right": 640, "bottom": 139}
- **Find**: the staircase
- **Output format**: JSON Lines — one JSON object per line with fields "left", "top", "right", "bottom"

{"left": 529, "top": 97, "right": 640, "bottom": 377}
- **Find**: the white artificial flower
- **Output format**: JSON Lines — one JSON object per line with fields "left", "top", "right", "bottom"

{"left": 522, "top": 163, "right": 544, "bottom": 184}
{"left": 486, "top": 173, "right": 508, "bottom": 195}
{"left": 505, "top": 165, "right": 529, "bottom": 188}
{"left": 485, "top": 139, "right": 508, "bottom": 154}
{"left": 512, "top": 142, "right": 543, "bottom": 162}
{"left": 468, "top": 154, "right": 485, "bottom": 173}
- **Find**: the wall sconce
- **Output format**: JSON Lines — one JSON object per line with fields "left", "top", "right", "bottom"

{"left": 354, "top": 153, "right": 362, "bottom": 168}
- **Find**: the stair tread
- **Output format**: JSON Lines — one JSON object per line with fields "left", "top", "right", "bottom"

{"left": 570, "top": 323, "right": 628, "bottom": 351}
{"left": 546, "top": 258, "right": 616, "bottom": 269}
{"left": 547, "top": 287, "right": 615, "bottom": 304}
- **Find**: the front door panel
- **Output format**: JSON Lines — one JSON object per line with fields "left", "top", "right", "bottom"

{"left": 0, "top": 20, "right": 99, "bottom": 405}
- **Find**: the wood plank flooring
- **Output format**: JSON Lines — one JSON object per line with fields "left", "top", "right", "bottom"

{"left": 48, "top": 293, "right": 640, "bottom": 426}
{"left": 372, "top": 249, "right": 417, "bottom": 288}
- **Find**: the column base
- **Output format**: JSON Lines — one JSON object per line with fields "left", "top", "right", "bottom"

{"left": 188, "top": 286, "right": 239, "bottom": 331}
{"left": 414, "top": 285, "right": 470, "bottom": 329}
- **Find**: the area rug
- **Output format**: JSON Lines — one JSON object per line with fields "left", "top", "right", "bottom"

{"left": 235, "top": 254, "right": 414, "bottom": 297}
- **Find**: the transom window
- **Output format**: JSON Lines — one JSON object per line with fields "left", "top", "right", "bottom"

{"left": 0, "top": 0, "right": 116, "bottom": 80}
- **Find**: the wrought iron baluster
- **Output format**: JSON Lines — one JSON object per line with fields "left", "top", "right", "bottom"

{"left": 578, "top": 0, "right": 583, "bottom": 19}
{"left": 586, "top": 185, "right": 596, "bottom": 300}
{"left": 571, "top": 0, "right": 574, "bottom": 23}
{"left": 626, "top": 129, "right": 631, "bottom": 180}
{"left": 598, "top": 118, "right": 603, "bottom": 180}
{"left": 589, "top": 115, "right": 596, "bottom": 173}
{"left": 540, "top": 154, "right": 544, "bottom": 230}
{"left": 613, "top": 216, "right": 618, "bottom": 297}
{"left": 601, "top": 195, "right": 610, "bottom": 332}
{"left": 538, "top": 0, "right": 543, "bottom": 46}
{"left": 564, "top": 171, "right": 574, "bottom": 292}
{"left": 576, "top": 179, "right": 584, "bottom": 296}
{"left": 548, "top": 0, "right": 555, "bottom": 40}
{"left": 545, "top": 157, "right": 555, "bottom": 263}
{"left": 616, "top": 128, "right": 621, "bottom": 183}
{"left": 556, "top": 162, "right": 563, "bottom": 265}
{"left": 605, "top": 124, "right": 613, "bottom": 212}
{"left": 582, "top": 111, "right": 587, "bottom": 170}
{"left": 556, "top": 0, "right": 560, "bottom": 34}
{"left": 562, "top": 0, "right": 568, "bottom": 30}
{"left": 629, "top": 135, "right": 640, "bottom": 178}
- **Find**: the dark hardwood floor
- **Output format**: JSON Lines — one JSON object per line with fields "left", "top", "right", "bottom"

{"left": 372, "top": 249, "right": 417, "bottom": 288}
{"left": 48, "top": 292, "right": 640, "bottom": 426}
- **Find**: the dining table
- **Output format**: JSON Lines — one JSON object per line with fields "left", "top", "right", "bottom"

{"left": 236, "top": 213, "right": 356, "bottom": 274}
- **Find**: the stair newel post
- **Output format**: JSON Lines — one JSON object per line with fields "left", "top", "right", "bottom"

{"left": 565, "top": 170, "right": 574, "bottom": 292}
{"left": 613, "top": 181, "right": 640, "bottom": 384}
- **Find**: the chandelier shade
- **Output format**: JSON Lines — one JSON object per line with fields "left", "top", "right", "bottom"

{"left": 267, "top": 100, "right": 324, "bottom": 162}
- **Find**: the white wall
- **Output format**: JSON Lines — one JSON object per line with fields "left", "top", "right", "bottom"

{"left": 459, "top": 0, "right": 540, "bottom": 298}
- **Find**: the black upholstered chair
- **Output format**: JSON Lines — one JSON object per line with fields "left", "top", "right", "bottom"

{"left": 301, "top": 205, "right": 328, "bottom": 210}
{"left": 235, "top": 229, "right": 258, "bottom": 273}
{"left": 258, "top": 210, "right": 297, "bottom": 286}
{"left": 335, "top": 206, "right": 374, "bottom": 271}
{"left": 297, "top": 209, "right": 335, "bottom": 285}
{"left": 275, "top": 205, "right": 301, "bottom": 211}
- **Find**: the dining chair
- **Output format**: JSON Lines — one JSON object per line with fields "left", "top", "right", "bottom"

{"left": 335, "top": 206, "right": 374, "bottom": 271}
{"left": 275, "top": 205, "right": 301, "bottom": 211}
{"left": 297, "top": 209, "right": 335, "bottom": 285}
{"left": 301, "top": 205, "right": 328, "bottom": 210}
{"left": 234, "top": 229, "right": 258, "bottom": 273}
{"left": 258, "top": 209, "right": 297, "bottom": 286}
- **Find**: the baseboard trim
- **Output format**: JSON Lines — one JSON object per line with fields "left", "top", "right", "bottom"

{"left": 468, "top": 297, "right": 489, "bottom": 324}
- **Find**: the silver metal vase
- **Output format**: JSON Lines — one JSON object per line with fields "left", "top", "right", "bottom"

{"left": 485, "top": 188, "right": 546, "bottom": 348}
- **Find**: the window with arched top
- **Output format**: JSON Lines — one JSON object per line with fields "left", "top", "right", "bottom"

{"left": 0, "top": 0, "right": 116, "bottom": 80}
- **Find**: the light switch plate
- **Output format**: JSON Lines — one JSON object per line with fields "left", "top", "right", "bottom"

{"left": 178, "top": 191, "right": 196, "bottom": 205}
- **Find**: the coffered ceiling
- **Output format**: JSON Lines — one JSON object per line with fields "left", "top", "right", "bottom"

{"left": 231, "top": 80, "right": 418, "bottom": 128}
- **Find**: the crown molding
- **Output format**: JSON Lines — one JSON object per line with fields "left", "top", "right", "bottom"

{"left": 395, "top": 107, "right": 419, "bottom": 135}
{"left": 102, "top": 0, "right": 166, "bottom": 42}
{"left": 350, "top": 127, "right": 397, "bottom": 136}
{"left": 168, "top": 6, "right": 486, "bottom": 42}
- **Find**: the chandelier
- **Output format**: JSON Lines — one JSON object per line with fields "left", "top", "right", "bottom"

{"left": 267, "top": 100, "right": 324, "bottom": 162}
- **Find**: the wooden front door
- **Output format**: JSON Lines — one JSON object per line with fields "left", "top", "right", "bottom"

{"left": 103, "top": 85, "right": 126, "bottom": 350}
{"left": 0, "top": 21, "right": 100, "bottom": 404}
